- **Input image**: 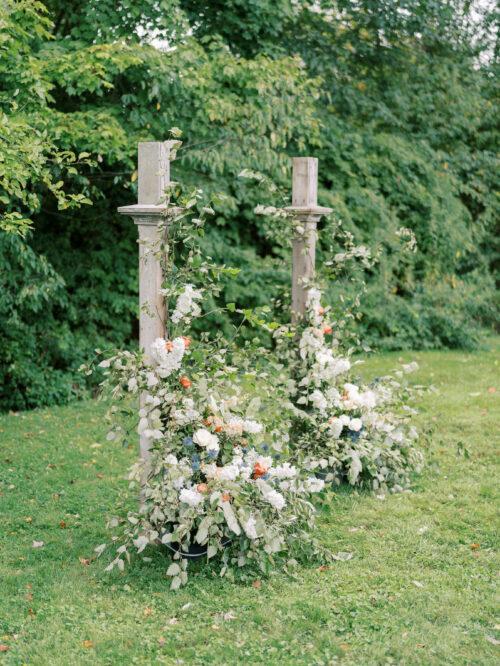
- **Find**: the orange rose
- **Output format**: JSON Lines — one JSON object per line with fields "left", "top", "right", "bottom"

{"left": 214, "top": 425, "right": 223, "bottom": 433}
{"left": 221, "top": 492, "right": 231, "bottom": 502}
{"left": 323, "top": 325, "right": 333, "bottom": 335}
{"left": 317, "top": 306, "right": 325, "bottom": 315}
{"left": 165, "top": 340, "right": 174, "bottom": 351}
{"left": 179, "top": 376, "right": 191, "bottom": 389}
{"left": 253, "top": 462, "right": 268, "bottom": 479}
{"left": 182, "top": 336, "right": 191, "bottom": 349}
{"left": 197, "top": 483, "right": 208, "bottom": 493}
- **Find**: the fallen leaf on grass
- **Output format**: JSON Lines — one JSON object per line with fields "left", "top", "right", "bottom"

{"left": 0, "top": 645, "right": 9, "bottom": 652}
{"left": 487, "top": 387, "right": 496, "bottom": 394}
{"left": 32, "top": 540, "right": 44, "bottom": 549}
{"left": 486, "top": 636, "right": 500, "bottom": 646}
{"left": 412, "top": 581, "right": 424, "bottom": 588}
{"left": 332, "top": 552, "right": 353, "bottom": 561}
{"left": 318, "top": 565, "right": 330, "bottom": 572}
{"left": 470, "top": 543, "right": 480, "bottom": 550}
{"left": 180, "top": 603, "right": 192, "bottom": 612}
{"left": 158, "top": 637, "right": 166, "bottom": 647}
{"left": 416, "top": 643, "right": 426, "bottom": 648}
{"left": 79, "top": 557, "right": 90, "bottom": 566}
{"left": 167, "top": 617, "right": 178, "bottom": 625}
{"left": 82, "top": 640, "right": 93, "bottom": 649}
{"left": 24, "top": 516, "right": 32, "bottom": 523}
{"left": 214, "top": 611, "right": 236, "bottom": 622}
{"left": 59, "top": 520, "right": 67, "bottom": 529}
{"left": 143, "top": 607, "right": 153, "bottom": 617}
{"left": 252, "top": 580, "right": 262, "bottom": 589}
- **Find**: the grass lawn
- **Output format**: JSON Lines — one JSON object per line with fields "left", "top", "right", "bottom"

{"left": 0, "top": 341, "right": 498, "bottom": 665}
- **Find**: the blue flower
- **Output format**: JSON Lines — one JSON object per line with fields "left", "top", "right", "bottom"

{"left": 262, "top": 444, "right": 269, "bottom": 452}
{"left": 191, "top": 453, "right": 200, "bottom": 471}
{"left": 262, "top": 473, "right": 270, "bottom": 481}
{"left": 348, "top": 428, "right": 363, "bottom": 443}
{"left": 183, "top": 436, "right": 194, "bottom": 447}
{"left": 207, "top": 449, "right": 218, "bottom": 459}
{"left": 273, "top": 454, "right": 281, "bottom": 460}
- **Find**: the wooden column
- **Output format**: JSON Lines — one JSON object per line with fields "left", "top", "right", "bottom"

{"left": 117, "top": 141, "right": 177, "bottom": 466}
{"left": 286, "top": 157, "right": 332, "bottom": 323}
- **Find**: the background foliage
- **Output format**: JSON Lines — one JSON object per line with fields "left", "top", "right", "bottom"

{"left": 0, "top": 0, "right": 498, "bottom": 410}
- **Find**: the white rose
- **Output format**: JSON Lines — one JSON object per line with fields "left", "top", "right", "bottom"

{"left": 349, "top": 418, "right": 363, "bottom": 432}
{"left": 193, "top": 428, "right": 220, "bottom": 453}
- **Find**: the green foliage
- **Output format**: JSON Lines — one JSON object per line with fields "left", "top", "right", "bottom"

{"left": 0, "top": 0, "right": 498, "bottom": 410}
{"left": 0, "top": 233, "right": 85, "bottom": 410}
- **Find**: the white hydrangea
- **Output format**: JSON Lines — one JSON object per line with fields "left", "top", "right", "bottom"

{"left": 242, "top": 419, "right": 263, "bottom": 434}
{"left": 216, "top": 464, "right": 240, "bottom": 481}
{"left": 304, "top": 477, "right": 325, "bottom": 492}
{"left": 343, "top": 383, "right": 377, "bottom": 410}
{"left": 257, "top": 480, "right": 286, "bottom": 511}
{"left": 310, "top": 389, "right": 328, "bottom": 413}
{"left": 264, "top": 488, "right": 286, "bottom": 511}
{"left": 271, "top": 463, "right": 298, "bottom": 479}
{"left": 327, "top": 417, "right": 344, "bottom": 439}
{"left": 171, "top": 284, "right": 203, "bottom": 324}
{"left": 179, "top": 487, "right": 204, "bottom": 507}
{"left": 299, "top": 329, "right": 324, "bottom": 359}
{"left": 243, "top": 515, "right": 258, "bottom": 540}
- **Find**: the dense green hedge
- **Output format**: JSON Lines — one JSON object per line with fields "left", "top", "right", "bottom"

{"left": 0, "top": 0, "right": 498, "bottom": 410}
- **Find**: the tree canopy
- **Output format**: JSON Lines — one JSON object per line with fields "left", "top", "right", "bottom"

{"left": 0, "top": 0, "right": 498, "bottom": 409}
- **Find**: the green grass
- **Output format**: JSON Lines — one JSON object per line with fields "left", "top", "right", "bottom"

{"left": 1, "top": 342, "right": 498, "bottom": 665}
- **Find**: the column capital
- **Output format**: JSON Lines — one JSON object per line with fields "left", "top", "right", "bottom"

{"left": 117, "top": 204, "right": 183, "bottom": 225}
{"left": 284, "top": 204, "right": 332, "bottom": 222}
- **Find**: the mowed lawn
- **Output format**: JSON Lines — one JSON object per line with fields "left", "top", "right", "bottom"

{"left": 0, "top": 342, "right": 498, "bottom": 665}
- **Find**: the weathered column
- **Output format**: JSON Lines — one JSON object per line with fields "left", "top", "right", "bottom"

{"left": 117, "top": 141, "right": 177, "bottom": 465}
{"left": 285, "top": 157, "right": 332, "bottom": 323}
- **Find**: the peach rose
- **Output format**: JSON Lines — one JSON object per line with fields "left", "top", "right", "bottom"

{"left": 253, "top": 462, "right": 268, "bottom": 479}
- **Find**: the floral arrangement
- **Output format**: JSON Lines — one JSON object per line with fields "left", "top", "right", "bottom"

{"left": 98, "top": 324, "right": 326, "bottom": 589}
{"left": 275, "top": 286, "right": 425, "bottom": 493}
{"left": 93, "top": 168, "right": 327, "bottom": 589}
{"left": 92, "top": 144, "right": 425, "bottom": 589}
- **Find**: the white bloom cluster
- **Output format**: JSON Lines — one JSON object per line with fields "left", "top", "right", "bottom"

{"left": 193, "top": 428, "right": 219, "bottom": 454}
{"left": 171, "top": 284, "right": 203, "bottom": 324}
{"left": 224, "top": 417, "right": 263, "bottom": 437}
{"left": 150, "top": 337, "right": 186, "bottom": 378}
{"left": 171, "top": 398, "right": 201, "bottom": 427}
{"left": 287, "top": 287, "right": 423, "bottom": 492}
{"left": 243, "top": 515, "right": 258, "bottom": 540}
{"left": 257, "top": 480, "right": 286, "bottom": 511}
{"left": 342, "top": 383, "right": 377, "bottom": 410}
{"left": 179, "top": 487, "right": 205, "bottom": 507}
